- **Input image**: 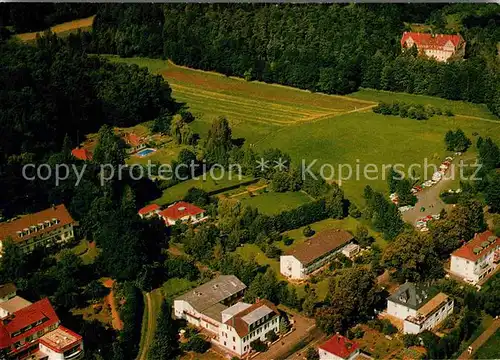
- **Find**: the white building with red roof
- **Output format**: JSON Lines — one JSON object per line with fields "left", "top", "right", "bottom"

{"left": 450, "top": 231, "right": 499, "bottom": 285}
{"left": 137, "top": 204, "right": 161, "bottom": 219}
{"left": 400, "top": 32, "right": 465, "bottom": 62}
{"left": 159, "top": 201, "right": 207, "bottom": 226}
{"left": 0, "top": 286, "right": 83, "bottom": 359}
{"left": 318, "top": 334, "right": 372, "bottom": 360}
{"left": 123, "top": 132, "right": 146, "bottom": 154}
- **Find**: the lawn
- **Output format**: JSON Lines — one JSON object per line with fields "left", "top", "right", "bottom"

{"left": 156, "top": 169, "right": 255, "bottom": 205}
{"left": 238, "top": 190, "right": 312, "bottom": 215}
{"left": 16, "top": 15, "right": 95, "bottom": 42}
{"left": 102, "top": 55, "right": 500, "bottom": 206}
{"left": 473, "top": 328, "right": 500, "bottom": 359}
{"left": 356, "top": 325, "right": 404, "bottom": 359}
{"left": 162, "top": 277, "right": 198, "bottom": 300}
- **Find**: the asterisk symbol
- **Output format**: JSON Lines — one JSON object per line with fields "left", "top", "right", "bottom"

{"left": 256, "top": 158, "right": 269, "bottom": 172}
{"left": 274, "top": 158, "right": 288, "bottom": 171}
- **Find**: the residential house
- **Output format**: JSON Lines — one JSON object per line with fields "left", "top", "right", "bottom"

{"left": 387, "top": 282, "right": 454, "bottom": 334}
{"left": 174, "top": 275, "right": 280, "bottom": 357}
{"left": 0, "top": 205, "right": 76, "bottom": 255}
{"left": 0, "top": 286, "right": 83, "bottom": 359}
{"left": 450, "top": 231, "right": 499, "bottom": 285}
{"left": 159, "top": 201, "right": 208, "bottom": 226}
{"left": 137, "top": 204, "right": 161, "bottom": 219}
{"left": 318, "top": 334, "right": 372, "bottom": 360}
{"left": 71, "top": 148, "right": 92, "bottom": 162}
{"left": 400, "top": 32, "right": 466, "bottom": 62}
{"left": 280, "top": 229, "right": 355, "bottom": 280}
{"left": 0, "top": 284, "right": 17, "bottom": 303}
{"left": 123, "top": 133, "right": 146, "bottom": 154}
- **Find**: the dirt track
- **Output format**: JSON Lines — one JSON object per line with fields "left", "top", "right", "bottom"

{"left": 17, "top": 15, "right": 95, "bottom": 41}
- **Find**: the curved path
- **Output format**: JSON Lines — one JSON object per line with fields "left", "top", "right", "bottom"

{"left": 458, "top": 318, "right": 500, "bottom": 359}
{"left": 138, "top": 292, "right": 154, "bottom": 360}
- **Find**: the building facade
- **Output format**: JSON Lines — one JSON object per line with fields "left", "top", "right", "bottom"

{"left": 387, "top": 282, "right": 454, "bottom": 334}
{"left": 450, "top": 231, "right": 499, "bottom": 285}
{"left": 0, "top": 205, "right": 76, "bottom": 255}
{"left": 280, "top": 229, "right": 355, "bottom": 280}
{"left": 400, "top": 32, "right": 466, "bottom": 62}
{"left": 173, "top": 275, "right": 280, "bottom": 357}
{"left": 0, "top": 286, "right": 83, "bottom": 360}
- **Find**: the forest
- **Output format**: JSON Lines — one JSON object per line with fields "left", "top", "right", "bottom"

{"left": 84, "top": 4, "right": 500, "bottom": 116}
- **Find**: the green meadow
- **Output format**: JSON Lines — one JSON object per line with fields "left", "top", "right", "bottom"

{"left": 103, "top": 55, "right": 500, "bottom": 206}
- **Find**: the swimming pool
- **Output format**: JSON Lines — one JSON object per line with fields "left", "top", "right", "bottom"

{"left": 137, "top": 148, "right": 157, "bottom": 157}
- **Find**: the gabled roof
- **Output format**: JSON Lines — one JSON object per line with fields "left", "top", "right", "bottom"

{"left": 0, "top": 204, "right": 75, "bottom": 244}
{"left": 452, "top": 231, "right": 498, "bottom": 262}
{"left": 123, "top": 132, "right": 143, "bottom": 147}
{"left": 159, "top": 201, "right": 205, "bottom": 220}
{"left": 225, "top": 299, "right": 279, "bottom": 337}
{"left": 175, "top": 275, "right": 246, "bottom": 313}
{"left": 401, "top": 32, "right": 464, "bottom": 50}
{"left": 0, "top": 298, "right": 59, "bottom": 349}
{"left": 71, "top": 147, "right": 93, "bottom": 161}
{"left": 285, "top": 229, "right": 354, "bottom": 265}
{"left": 387, "top": 282, "right": 434, "bottom": 311}
{"left": 319, "top": 334, "right": 359, "bottom": 359}
{"left": 138, "top": 204, "right": 161, "bottom": 215}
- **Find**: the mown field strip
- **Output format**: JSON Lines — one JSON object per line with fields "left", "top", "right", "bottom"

{"left": 170, "top": 83, "right": 340, "bottom": 115}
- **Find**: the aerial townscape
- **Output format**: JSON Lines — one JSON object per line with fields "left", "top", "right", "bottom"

{"left": 1, "top": 3, "right": 500, "bottom": 360}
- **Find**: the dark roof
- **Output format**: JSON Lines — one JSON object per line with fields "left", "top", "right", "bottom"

{"left": 286, "top": 229, "right": 354, "bottom": 265}
{"left": 387, "top": 282, "right": 435, "bottom": 311}
{"left": 0, "top": 283, "right": 16, "bottom": 299}
{"left": 175, "top": 275, "right": 246, "bottom": 313}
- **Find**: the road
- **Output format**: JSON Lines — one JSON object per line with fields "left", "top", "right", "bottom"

{"left": 458, "top": 318, "right": 500, "bottom": 359}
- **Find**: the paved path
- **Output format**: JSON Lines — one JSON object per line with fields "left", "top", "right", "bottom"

{"left": 138, "top": 292, "right": 153, "bottom": 360}
{"left": 458, "top": 319, "right": 500, "bottom": 359}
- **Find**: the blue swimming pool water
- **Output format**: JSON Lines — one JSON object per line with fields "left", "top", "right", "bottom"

{"left": 137, "top": 148, "right": 156, "bottom": 157}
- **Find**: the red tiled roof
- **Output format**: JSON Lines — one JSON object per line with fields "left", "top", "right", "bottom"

{"left": 319, "top": 334, "right": 359, "bottom": 359}
{"left": 39, "top": 325, "right": 82, "bottom": 353}
{"left": 401, "top": 32, "right": 464, "bottom": 50}
{"left": 452, "top": 231, "right": 499, "bottom": 262}
{"left": 159, "top": 201, "right": 204, "bottom": 220}
{"left": 0, "top": 298, "right": 59, "bottom": 350}
{"left": 138, "top": 204, "right": 161, "bottom": 215}
{"left": 71, "top": 147, "right": 92, "bottom": 161}
{"left": 123, "top": 133, "right": 143, "bottom": 147}
{"left": 0, "top": 204, "right": 75, "bottom": 244}
{"left": 225, "top": 299, "right": 279, "bottom": 337}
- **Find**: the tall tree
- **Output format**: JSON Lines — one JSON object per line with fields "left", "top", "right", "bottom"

{"left": 204, "top": 116, "right": 233, "bottom": 166}
{"left": 149, "top": 300, "right": 179, "bottom": 360}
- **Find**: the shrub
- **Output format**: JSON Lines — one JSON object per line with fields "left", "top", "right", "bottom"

{"left": 283, "top": 236, "right": 294, "bottom": 246}
{"left": 250, "top": 339, "right": 268, "bottom": 352}
{"left": 183, "top": 335, "right": 210, "bottom": 353}
{"left": 265, "top": 330, "right": 279, "bottom": 342}
{"left": 382, "top": 319, "right": 398, "bottom": 335}
{"left": 303, "top": 225, "right": 315, "bottom": 237}
{"left": 402, "top": 333, "right": 420, "bottom": 347}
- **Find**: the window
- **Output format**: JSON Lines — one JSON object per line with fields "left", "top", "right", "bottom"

{"left": 233, "top": 337, "right": 235, "bottom": 342}
{"left": 224, "top": 341, "right": 226, "bottom": 346}
{"left": 233, "top": 346, "right": 236, "bottom": 351}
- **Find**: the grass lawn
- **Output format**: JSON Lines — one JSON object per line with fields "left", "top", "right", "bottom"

{"left": 473, "top": 328, "right": 500, "bottom": 359}
{"left": 162, "top": 277, "right": 198, "bottom": 300}
{"left": 102, "top": 55, "right": 500, "bottom": 206}
{"left": 238, "top": 190, "right": 312, "bottom": 215}
{"left": 235, "top": 243, "right": 281, "bottom": 274}
{"left": 156, "top": 169, "right": 254, "bottom": 205}
{"left": 356, "top": 324, "right": 404, "bottom": 359}
{"left": 280, "top": 216, "right": 387, "bottom": 249}
{"left": 56, "top": 239, "right": 99, "bottom": 265}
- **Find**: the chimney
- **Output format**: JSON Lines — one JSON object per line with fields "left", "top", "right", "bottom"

{"left": 52, "top": 204, "right": 56, "bottom": 210}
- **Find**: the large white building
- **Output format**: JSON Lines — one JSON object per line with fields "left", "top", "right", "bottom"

{"left": 280, "top": 229, "right": 354, "bottom": 280}
{"left": 450, "top": 231, "right": 499, "bottom": 285}
{"left": 173, "top": 275, "right": 280, "bottom": 357}
{"left": 387, "top": 282, "right": 454, "bottom": 334}
{"left": 400, "top": 32, "right": 466, "bottom": 62}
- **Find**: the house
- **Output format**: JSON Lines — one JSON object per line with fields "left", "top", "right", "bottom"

{"left": 280, "top": 229, "right": 355, "bottom": 280}
{"left": 387, "top": 282, "right": 454, "bottom": 334}
{"left": 450, "top": 231, "right": 499, "bottom": 285}
{"left": 159, "top": 201, "right": 208, "bottom": 226}
{"left": 318, "top": 334, "right": 372, "bottom": 360}
{"left": 341, "top": 243, "right": 361, "bottom": 259}
{"left": 174, "top": 275, "right": 280, "bottom": 356}
{"left": 0, "top": 286, "right": 83, "bottom": 359}
{"left": 400, "top": 32, "right": 466, "bottom": 62}
{"left": 0, "top": 205, "right": 76, "bottom": 255}
{"left": 71, "top": 147, "right": 92, "bottom": 161}
{"left": 123, "top": 132, "right": 146, "bottom": 154}
{"left": 137, "top": 204, "right": 161, "bottom": 219}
